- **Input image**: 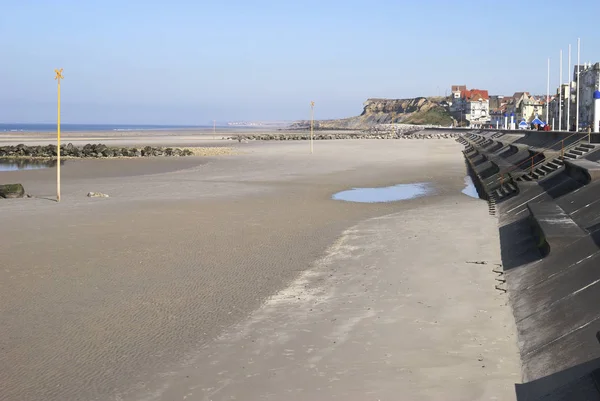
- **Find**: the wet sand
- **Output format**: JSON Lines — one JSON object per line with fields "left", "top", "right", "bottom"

{"left": 0, "top": 139, "right": 520, "bottom": 400}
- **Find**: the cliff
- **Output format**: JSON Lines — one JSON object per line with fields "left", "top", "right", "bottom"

{"left": 289, "top": 97, "right": 454, "bottom": 129}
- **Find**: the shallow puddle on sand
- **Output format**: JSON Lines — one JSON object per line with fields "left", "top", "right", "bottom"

{"left": 332, "top": 183, "right": 433, "bottom": 203}
{"left": 461, "top": 175, "right": 480, "bottom": 199}
{"left": 0, "top": 159, "right": 63, "bottom": 172}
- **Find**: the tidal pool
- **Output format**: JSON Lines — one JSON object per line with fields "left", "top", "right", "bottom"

{"left": 332, "top": 183, "right": 433, "bottom": 203}
{"left": 461, "top": 175, "right": 480, "bottom": 199}
{"left": 0, "top": 159, "right": 62, "bottom": 172}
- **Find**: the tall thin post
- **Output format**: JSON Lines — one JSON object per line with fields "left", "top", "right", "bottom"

{"left": 54, "top": 68, "right": 63, "bottom": 202}
{"left": 559, "top": 49, "right": 563, "bottom": 131}
{"left": 546, "top": 58, "right": 550, "bottom": 124}
{"left": 567, "top": 44, "right": 571, "bottom": 131}
{"left": 310, "top": 101, "right": 315, "bottom": 154}
{"left": 576, "top": 38, "right": 581, "bottom": 132}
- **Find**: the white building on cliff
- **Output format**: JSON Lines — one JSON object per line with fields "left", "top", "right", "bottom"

{"left": 462, "top": 89, "right": 490, "bottom": 128}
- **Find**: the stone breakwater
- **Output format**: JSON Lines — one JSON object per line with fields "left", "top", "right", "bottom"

{"left": 228, "top": 131, "right": 462, "bottom": 141}
{"left": 0, "top": 144, "right": 203, "bottom": 158}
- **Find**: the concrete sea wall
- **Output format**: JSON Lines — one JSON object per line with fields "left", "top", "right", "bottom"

{"left": 459, "top": 129, "right": 600, "bottom": 400}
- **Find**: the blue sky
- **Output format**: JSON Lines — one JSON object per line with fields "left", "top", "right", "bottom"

{"left": 2, "top": 0, "right": 599, "bottom": 124}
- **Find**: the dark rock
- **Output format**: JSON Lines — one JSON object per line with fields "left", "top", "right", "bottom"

{"left": 0, "top": 183, "right": 26, "bottom": 199}
{"left": 101, "top": 149, "right": 114, "bottom": 157}
{"left": 46, "top": 144, "right": 57, "bottom": 156}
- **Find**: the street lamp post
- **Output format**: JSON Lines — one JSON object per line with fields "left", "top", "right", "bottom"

{"left": 546, "top": 58, "right": 550, "bottom": 125}
{"left": 559, "top": 49, "right": 563, "bottom": 131}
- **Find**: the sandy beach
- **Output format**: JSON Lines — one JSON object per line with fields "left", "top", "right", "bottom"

{"left": 0, "top": 138, "right": 520, "bottom": 400}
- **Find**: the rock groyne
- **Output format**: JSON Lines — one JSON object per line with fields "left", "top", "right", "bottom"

{"left": 229, "top": 129, "right": 462, "bottom": 141}
{"left": 0, "top": 144, "right": 195, "bottom": 158}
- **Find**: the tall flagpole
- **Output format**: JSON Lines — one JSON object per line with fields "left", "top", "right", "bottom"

{"left": 310, "top": 101, "right": 315, "bottom": 154}
{"left": 567, "top": 44, "right": 571, "bottom": 131}
{"left": 559, "top": 49, "right": 563, "bottom": 131}
{"left": 576, "top": 38, "right": 581, "bottom": 132}
{"left": 546, "top": 58, "right": 550, "bottom": 124}
{"left": 54, "top": 68, "right": 64, "bottom": 202}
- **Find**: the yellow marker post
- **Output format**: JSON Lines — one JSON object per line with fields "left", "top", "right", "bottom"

{"left": 310, "top": 101, "right": 315, "bottom": 154}
{"left": 54, "top": 68, "right": 64, "bottom": 202}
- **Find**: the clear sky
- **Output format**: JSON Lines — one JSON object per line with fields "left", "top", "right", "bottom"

{"left": 2, "top": 0, "right": 600, "bottom": 124}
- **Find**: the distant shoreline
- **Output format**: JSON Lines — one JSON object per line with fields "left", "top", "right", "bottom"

{"left": 0, "top": 124, "right": 290, "bottom": 133}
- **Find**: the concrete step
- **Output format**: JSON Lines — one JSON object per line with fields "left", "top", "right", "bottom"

{"left": 507, "top": 182, "right": 518, "bottom": 192}
{"left": 563, "top": 154, "right": 577, "bottom": 160}
{"left": 541, "top": 164, "right": 555, "bottom": 173}
{"left": 571, "top": 149, "right": 585, "bottom": 156}
{"left": 579, "top": 143, "right": 596, "bottom": 150}
{"left": 547, "top": 161, "right": 562, "bottom": 169}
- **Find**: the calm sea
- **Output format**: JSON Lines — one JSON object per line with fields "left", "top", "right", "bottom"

{"left": 0, "top": 123, "right": 212, "bottom": 133}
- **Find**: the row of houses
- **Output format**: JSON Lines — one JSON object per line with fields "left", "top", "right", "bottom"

{"left": 450, "top": 64, "right": 600, "bottom": 131}
{"left": 449, "top": 85, "right": 548, "bottom": 129}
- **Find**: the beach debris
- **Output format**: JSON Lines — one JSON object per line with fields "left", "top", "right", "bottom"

{"left": 0, "top": 183, "right": 25, "bottom": 198}
{"left": 466, "top": 261, "right": 487, "bottom": 265}
{"left": 87, "top": 192, "right": 109, "bottom": 198}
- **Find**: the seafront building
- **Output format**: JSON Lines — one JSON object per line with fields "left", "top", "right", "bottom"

{"left": 575, "top": 62, "right": 600, "bottom": 130}
{"left": 544, "top": 62, "right": 600, "bottom": 132}
{"left": 450, "top": 63, "right": 600, "bottom": 131}
{"left": 449, "top": 86, "right": 490, "bottom": 128}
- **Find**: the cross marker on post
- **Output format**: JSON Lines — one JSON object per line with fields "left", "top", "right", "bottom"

{"left": 54, "top": 68, "right": 64, "bottom": 202}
